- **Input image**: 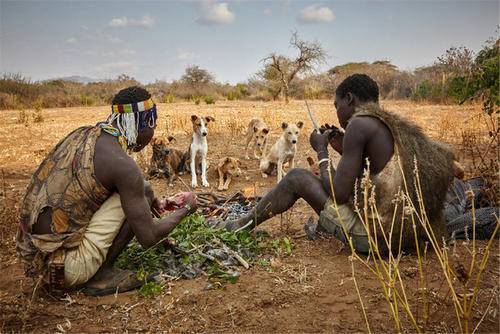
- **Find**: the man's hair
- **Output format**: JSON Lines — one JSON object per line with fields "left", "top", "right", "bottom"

{"left": 336, "top": 74, "right": 379, "bottom": 103}
{"left": 112, "top": 86, "right": 151, "bottom": 105}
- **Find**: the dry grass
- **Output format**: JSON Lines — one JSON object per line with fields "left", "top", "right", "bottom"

{"left": 0, "top": 99, "right": 497, "bottom": 333}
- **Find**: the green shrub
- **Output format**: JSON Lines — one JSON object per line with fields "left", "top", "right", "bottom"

{"left": 226, "top": 91, "right": 240, "bottom": 101}
{"left": 192, "top": 96, "right": 201, "bottom": 105}
{"left": 203, "top": 95, "right": 215, "bottom": 104}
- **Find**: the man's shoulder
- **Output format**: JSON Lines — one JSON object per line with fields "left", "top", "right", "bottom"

{"left": 94, "top": 135, "right": 140, "bottom": 180}
{"left": 346, "top": 115, "right": 382, "bottom": 136}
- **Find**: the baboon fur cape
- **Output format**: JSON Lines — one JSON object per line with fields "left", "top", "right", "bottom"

{"left": 351, "top": 103, "right": 455, "bottom": 254}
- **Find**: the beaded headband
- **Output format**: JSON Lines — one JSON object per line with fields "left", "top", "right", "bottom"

{"left": 112, "top": 98, "right": 155, "bottom": 114}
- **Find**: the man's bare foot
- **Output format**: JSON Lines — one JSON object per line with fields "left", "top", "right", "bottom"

{"left": 82, "top": 267, "right": 151, "bottom": 296}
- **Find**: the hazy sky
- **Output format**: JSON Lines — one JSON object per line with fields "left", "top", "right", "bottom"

{"left": 1, "top": 0, "right": 498, "bottom": 84}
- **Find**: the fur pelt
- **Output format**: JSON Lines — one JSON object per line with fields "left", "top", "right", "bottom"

{"left": 353, "top": 103, "right": 455, "bottom": 254}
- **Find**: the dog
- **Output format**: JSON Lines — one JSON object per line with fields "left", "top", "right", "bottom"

{"left": 185, "top": 115, "right": 215, "bottom": 188}
{"left": 244, "top": 118, "right": 270, "bottom": 160}
{"left": 148, "top": 136, "right": 186, "bottom": 186}
{"left": 217, "top": 157, "right": 242, "bottom": 191}
{"left": 260, "top": 121, "right": 303, "bottom": 183}
{"left": 307, "top": 156, "right": 320, "bottom": 176}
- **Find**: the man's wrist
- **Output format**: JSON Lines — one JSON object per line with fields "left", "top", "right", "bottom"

{"left": 317, "top": 150, "right": 329, "bottom": 160}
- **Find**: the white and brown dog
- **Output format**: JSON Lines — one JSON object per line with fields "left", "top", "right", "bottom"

{"left": 260, "top": 121, "right": 303, "bottom": 183}
{"left": 185, "top": 115, "right": 215, "bottom": 188}
{"left": 217, "top": 157, "right": 242, "bottom": 191}
{"left": 244, "top": 118, "right": 269, "bottom": 160}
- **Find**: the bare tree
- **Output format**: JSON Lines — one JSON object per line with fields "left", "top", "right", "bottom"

{"left": 260, "top": 32, "right": 326, "bottom": 103}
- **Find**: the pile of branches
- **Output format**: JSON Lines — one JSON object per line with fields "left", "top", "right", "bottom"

{"left": 116, "top": 200, "right": 266, "bottom": 284}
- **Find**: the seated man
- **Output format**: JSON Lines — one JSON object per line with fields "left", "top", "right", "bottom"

{"left": 222, "top": 74, "right": 455, "bottom": 254}
{"left": 16, "top": 86, "right": 197, "bottom": 296}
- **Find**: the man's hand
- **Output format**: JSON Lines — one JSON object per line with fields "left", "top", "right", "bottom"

{"left": 161, "top": 192, "right": 198, "bottom": 214}
{"left": 320, "top": 123, "right": 344, "bottom": 154}
{"left": 183, "top": 192, "right": 198, "bottom": 214}
{"left": 309, "top": 130, "right": 330, "bottom": 153}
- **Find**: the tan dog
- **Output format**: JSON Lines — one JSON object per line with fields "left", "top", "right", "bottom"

{"left": 244, "top": 118, "right": 269, "bottom": 160}
{"left": 217, "top": 157, "right": 242, "bottom": 191}
{"left": 260, "top": 121, "right": 303, "bottom": 183}
{"left": 149, "top": 136, "right": 186, "bottom": 186}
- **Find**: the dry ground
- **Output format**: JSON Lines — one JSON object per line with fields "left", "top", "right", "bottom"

{"left": 0, "top": 100, "right": 498, "bottom": 333}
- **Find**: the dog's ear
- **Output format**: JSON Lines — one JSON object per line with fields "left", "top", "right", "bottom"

{"left": 262, "top": 128, "right": 269, "bottom": 134}
{"left": 281, "top": 122, "right": 288, "bottom": 130}
{"left": 253, "top": 126, "right": 258, "bottom": 133}
{"left": 306, "top": 156, "right": 315, "bottom": 166}
{"left": 205, "top": 116, "right": 215, "bottom": 123}
{"left": 191, "top": 115, "right": 198, "bottom": 122}
{"left": 167, "top": 136, "right": 176, "bottom": 143}
{"left": 297, "top": 121, "right": 304, "bottom": 129}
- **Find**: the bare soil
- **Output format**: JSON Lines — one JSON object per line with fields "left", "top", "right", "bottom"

{"left": 0, "top": 100, "right": 498, "bottom": 333}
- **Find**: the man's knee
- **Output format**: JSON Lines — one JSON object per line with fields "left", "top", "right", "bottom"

{"left": 282, "top": 168, "right": 315, "bottom": 186}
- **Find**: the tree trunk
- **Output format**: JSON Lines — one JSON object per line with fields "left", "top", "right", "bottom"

{"left": 283, "top": 82, "right": 290, "bottom": 104}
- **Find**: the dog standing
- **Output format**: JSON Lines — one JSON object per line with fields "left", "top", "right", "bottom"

{"left": 217, "top": 157, "right": 242, "bottom": 191}
{"left": 244, "top": 118, "right": 269, "bottom": 160}
{"left": 148, "top": 137, "right": 186, "bottom": 186}
{"left": 185, "top": 115, "right": 215, "bottom": 188}
{"left": 260, "top": 121, "right": 303, "bottom": 183}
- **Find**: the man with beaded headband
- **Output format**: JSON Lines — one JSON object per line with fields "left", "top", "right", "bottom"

{"left": 16, "top": 86, "right": 197, "bottom": 296}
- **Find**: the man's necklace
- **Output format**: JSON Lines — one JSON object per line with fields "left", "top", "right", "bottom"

{"left": 99, "top": 124, "right": 128, "bottom": 151}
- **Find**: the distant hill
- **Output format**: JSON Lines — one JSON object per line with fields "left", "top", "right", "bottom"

{"left": 56, "top": 75, "right": 101, "bottom": 84}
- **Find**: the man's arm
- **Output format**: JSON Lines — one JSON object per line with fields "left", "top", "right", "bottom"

{"left": 113, "top": 159, "right": 192, "bottom": 248}
{"left": 312, "top": 118, "right": 371, "bottom": 204}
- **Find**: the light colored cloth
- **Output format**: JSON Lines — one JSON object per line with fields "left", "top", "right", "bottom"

{"left": 319, "top": 198, "right": 369, "bottom": 253}
{"left": 64, "top": 193, "right": 125, "bottom": 287}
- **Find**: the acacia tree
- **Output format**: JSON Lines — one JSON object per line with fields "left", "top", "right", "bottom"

{"left": 181, "top": 65, "right": 214, "bottom": 86}
{"left": 260, "top": 32, "right": 326, "bottom": 103}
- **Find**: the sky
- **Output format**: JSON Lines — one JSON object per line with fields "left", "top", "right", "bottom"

{"left": 1, "top": 0, "right": 498, "bottom": 84}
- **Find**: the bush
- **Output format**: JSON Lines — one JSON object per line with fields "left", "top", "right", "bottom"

{"left": 16, "top": 109, "right": 29, "bottom": 125}
{"left": 32, "top": 105, "right": 44, "bottom": 123}
{"left": 411, "top": 80, "right": 445, "bottom": 102}
{"left": 226, "top": 91, "right": 239, "bottom": 101}
{"left": 192, "top": 96, "right": 201, "bottom": 105}
{"left": 163, "top": 93, "right": 175, "bottom": 103}
{"left": 204, "top": 95, "right": 215, "bottom": 104}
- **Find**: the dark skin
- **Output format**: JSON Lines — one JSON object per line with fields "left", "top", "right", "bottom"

{"left": 33, "top": 121, "right": 197, "bottom": 289}
{"left": 225, "top": 92, "right": 394, "bottom": 231}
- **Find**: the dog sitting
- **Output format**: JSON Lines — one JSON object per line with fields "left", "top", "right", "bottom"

{"left": 217, "top": 157, "right": 242, "bottom": 191}
{"left": 184, "top": 115, "right": 215, "bottom": 188}
{"left": 244, "top": 118, "right": 269, "bottom": 160}
{"left": 260, "top": 121, "right": 303, "bottom": 183}
{"left": 148, "top": 136, "right": 186, "bottom": 186}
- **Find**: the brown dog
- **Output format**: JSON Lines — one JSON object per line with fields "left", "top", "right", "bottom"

{"left": 217, "top": 157, "right": 242, "bottom": 191}
{"left": 149, "top": 136, "right": 186, "bottom": 186}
